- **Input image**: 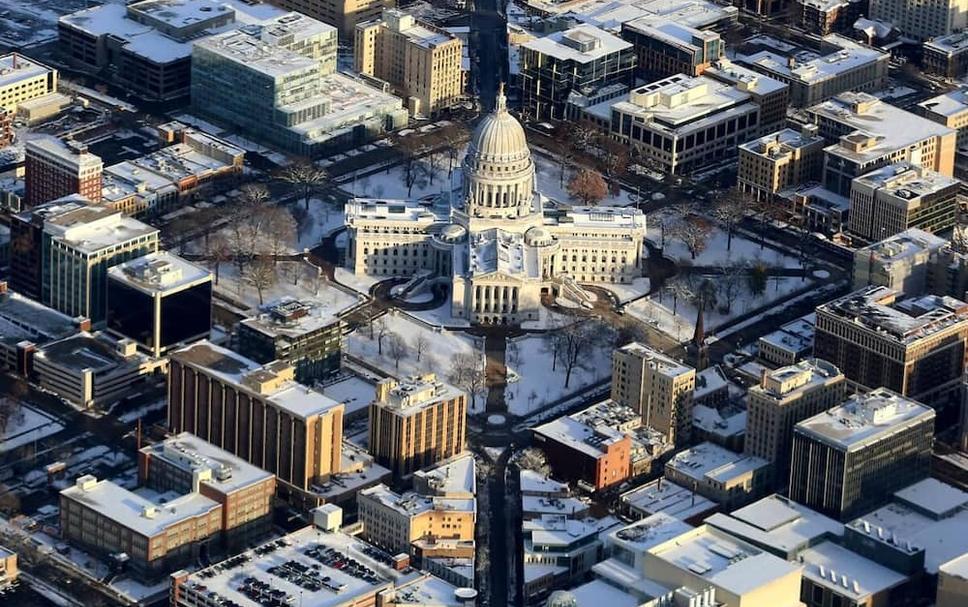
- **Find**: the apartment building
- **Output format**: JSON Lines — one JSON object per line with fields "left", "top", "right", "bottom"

{"left": 0, "top": 53, "right": 58, "bottom": 112}
{"left": 269, "top": 0, "right": 395, "bottom": 39}
{"left": 167, "top": 341, "right": 345, "bottom": 505}
{"left": 368, "top": 374, "right": 467, "bottom": 478}
{"left": 806, "top": 92, "right": 957, "bottom": 196}
{"left": 358, "top": 483, "right": 476, "bottom": 555}
{"left": 24, "top": 136, "right": 102, "bottom": 206}
{"left": 60, "top": 438, "right": 274, "bottom": 580}
{"left": 814, "top": 285, "right": 968, "bottom": 409}
{"left": 744, "top": 359, "right": 846, "bottom": 480}
{"left": 848, "top": 162, "right": 961, "bottom": 241}
{"left": 620, "top": 18, "right": 721, "bottom": 79}
{"left": 736, "top": 34, "right": 888, "bottom": 107}
{"left": 106, "top": 252, "right": 212, "bottom": 357}
{"left": 518, "top": 24, "right": 635, "bottom": 120}
{"left": 355, "top": 9, "right": 463, "bottom": 117}
{"left": 923, "top": 32, "right": 968, "bottom": 78}
{"left": 869, "top": 0, "right": 967, "bottom": 40}
{"left": 738, "top": 125, "right": 825, "bottom": 201}
{"left": 587, "top": 74, "right": 762, "bottom": 175}
{"left": 611, "top": 342, "right": 696, "bottom": 445}
{"left": 789, "top": 388, "right": 935, "bottom": 520}
{"left": 852, "top": 228, "right": 948, "bottom": 294}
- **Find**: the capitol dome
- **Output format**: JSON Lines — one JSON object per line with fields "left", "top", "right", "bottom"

{"left": 462, "top": 84, "right": 536, "bottom": 220}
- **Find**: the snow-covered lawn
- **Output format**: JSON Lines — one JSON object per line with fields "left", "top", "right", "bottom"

{"left": 214, "top": 261, "right": 361, "bottom": 314}
{"left": 628, "top": 275, "right": 815, "bottom": 341}
{"left": 346, "top": 311, "right": 485, "bottom": 410}
{"left": 345, "top": 163, "right": 461, "bottom": 200}
{"left": 648, "top": 223, "right": 802, "bottom": 269}
{"left": 505, "top": 332, "right": 613, "bottom": 416}
{"left": 334, "top": 266, "right": 382, "bottom": 296}
{"left": 532, "top": 151, "right": 637, "bottom": 207}
{"left": 0, "top": 404, "right": 64, "bottom": 453}
{"left": 293, "top": 198, "right": 344, "bottom": 249}
{"left": 602, "top": 277, "right": 651, "bottom": 304}
{"left": 406, "top": 299, "right": 471, "bottom": 328}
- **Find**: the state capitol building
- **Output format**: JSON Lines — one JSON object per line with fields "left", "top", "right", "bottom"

{"left": 344, "top": 88, "right": 647, "bottom": 325}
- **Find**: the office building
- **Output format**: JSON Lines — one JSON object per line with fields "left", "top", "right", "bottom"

{"left": 24, "top": 136, "right": 102, "bottom": 206}
{"left": 923, "top": 32, "right": 968, "bottom": 78}
{"left": 167, "top": 341, "right": 345, "bottom": 505}
{"left": 237, "top": 298, "right": 342, "bottom": 384}
{"left": 869, "top": 0, "right": 966, "bottom": 40}
{"left": 192, "top": 13, "right": 407, "bottom": 157}
{"left": 918, "top": 87, "right": 968, "bottom": 150}
{"left": 611, "top": 342, "right": 695, "bottom": 445}
{"left": 8, "top": 196, "right": 90, "bottom": 301}
{"left": 587, "top": 73, "right": 762, "bottom": 175}
{"left": 664, "top": 442, "right": 770, "bottom": 509}
{"left": 619, "top": 18, "right": 721, "bottom": 79}
{"left": 703, "top": 60, "right": 789, "bottom": 134}
{"left": 789, "top": 388, "right": 935, "bottom": 520}
{"left": 619, "top": 478, "right": 718, "bottom": 523}
{"left": 0, "top": 53, "right": 58, "bottom": 113}
{"left": 518, "top": 24, "right": 634, "bottom": 120}
{"left": 848, "top": 162, "right": 961, "bottom": 241}
{"left": 738, "top": 125, "right": 825, "bottom": 201}
{"left": 757, "top": 313, "right": 816, "bottom": 367}
{"left": 368, "top": 374, "right": 466, "bottom": 478}
{"left": 737, "top": 34, "right": 888, "bottom": 108}
{"left": 58, "top": 0, "right": 285, "bottom": 102}
{"left": 814, "top": 286, "right": 968, "bottom": 408}
{"left": 852, "top": 228, "right": 948, "bottom": 294}
{"left": 521, "top": 0, "right": 738, "bottom": 33}
{"left": 522, "top": 514, "right": 620, "bottom": 601}
{"left": 533, "top": 404, "right": 632, "bottom": 491}
{"left": 355, "top": 9, "right": 464, "bottom": 117}
{"left": 937, "top": 553, "right": 968, "bottom": 607}
{"left": 269, "top": 0, "right": 395, "bottom": 39}
{"left": 106, "top": 252, "right": 212, "bottom": 357}
{"left": 745, "top": 359, "right": 845, "bottom": 480}
{"left": 358, "top": 483, "right": 476, "bottom": 555}
{"left": 799, "top": 541, "right": 909, "bottom": 607}
{"left": 0, "top": 283, "right": 77, "bottom": 375}
{"left": 806, "top": 92, "right": 957, "bottom": 196}
{"left": 60, "top": 438, "right": 274, "bottom": 580}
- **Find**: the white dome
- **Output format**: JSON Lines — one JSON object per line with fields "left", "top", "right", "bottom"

{"left": 525, "top": 226, "right": 554, "bottom": 247}
{"left": 466, "top": 87, "right": 530, "bottom": 164}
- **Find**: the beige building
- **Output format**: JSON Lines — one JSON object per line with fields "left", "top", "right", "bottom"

{"left": 0, "top": 53, "right": 58, "bottom": 113}
{"left": 664, "top": 442, "right": 771, "bottom": 509}
{"left": 345, "top": 88, "right": 646, "bottom": 325}
{"left": 745, "top": 359, "right": 846, "bottom": 479}
{"left": 738, "top": 125, "right": 825, "bottom": 201}
{"left": 611, "top": 342, "right": 695, "bottom": 445}
{"left": 852, "top": 228, "right": 948, "bottom": 293}
{"left": 849, "top": 162, "right": 961, "bottom": 242}
{"left": 355, "top": 9, "right": 463, "bottom": 117}
{"left": 938, "top": 553, "right": 968, "bottom": 607}
{"left": 0, "top": 546, "right": 17, "bottom": 585}
{"left": 368, "top": 373, "right": 466, "bottom": 478}
{"left": 269, "top": 0, "right": 394, "bottom": 39}
{"left": 358, "top": 483, "right": 476, "bottom": 555}
{"left": 919, "top": 87, "right": 968, "bottom": 151}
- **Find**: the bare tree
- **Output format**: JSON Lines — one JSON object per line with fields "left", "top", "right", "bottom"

{"left": 240, "top": 183, "right": 271, "bottom": 208}
{"left": 713, "top": 190, "right": 747, "bottom": 251}
{"left": 600, "top": 138, "right": 630, "bottom": 189}
{"left": 264, "top": 206, "right": 297, "bottom": 265}
{"left": 386, "top": 332, "right": 408, "bottom": 370}
{"left": 671, "top": 216, "right": 713, "bottom": 260}
{"left": 666, "top": 278, "right": 693, "bottom": 316}
{"left": 413, "top": 334, "right": 430, "bottom": 363}
{"left": 449, "top": 352, "right": 487, "bottom": 411}
{"left": 439, "top": 123, "right": 468, "bottom": 177}
{"left": 279, "top": 160, "right": 328, "bottom": 210}
{"left": 717, "top": 262, "right": 744, "bottom": 314}
{"left": 515, "top": 447, "right": 551, "bottom": 476}
{"left": 398, "top": 137, "right": 425, "bottom": 197}
{"left": 559, "top": 320, "right": 610, "bottom": 388}
{"left": 424, "top": 149, "right": 448, "bottom": 186}
{"left": 567, "top": 169, "right": 609, "bottom": 205}
{"left": 207, "top": 235, "right": 231, "bottom": 285}
{"left": 372, "top": 316, "right": 391, "bottom": 355}
{"left": 245, "top": 257, "right": 276, "bottom": 305}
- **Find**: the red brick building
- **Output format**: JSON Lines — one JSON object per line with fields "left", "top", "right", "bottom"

{"left": 533, "top": 412, "right": 632, "bottom": 491}
{"left": 24, "top": 136, "right": 102, "bottom": 207}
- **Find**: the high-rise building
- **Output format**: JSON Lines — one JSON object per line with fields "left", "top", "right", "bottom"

{"left": 737, "top": 125, "right": 825, "bottom": 202}
{"left": 355, "top": 9, "right": 464, "bottom": 117}
{"left": 848, "top": 162, "right": 961, "bottom": 242}
{"left": 814, "top": 285, "right": 968, "bottom": 409}
{"left": 368, "top": 374, "right": 466, "bottom": 478}
{"left": 745, "top": 359, "right": 845, "bottom": 479}
{"left": 611, "top": 342, "right": 695, "bottom": 445}
{"left": 269, "top": 0, "right": 395, "bottom": 39}
{"left": 167, "top": 341, "right": 345, "bottom": 505}
{"left": 24, "top": 136, "right": 103, "bottom": 206}
{"left": 517, "top": 24, "right": 635, "bottom": 121}
{"left": 0, "top": 53, "right": 58, "bottom": 112}
{"left": 869, "top": 0, "right": 967, "bottom": 40}
{"left": 852, "top": 228, "right": 948, "bottom": 294}
{"left": 107, "top": 252, "right": 212, "bottom": 357}
{"left": 789, "top": 387, "right": 935, "bottom": 520}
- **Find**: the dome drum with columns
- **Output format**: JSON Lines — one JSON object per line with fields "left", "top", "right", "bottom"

{"left": 344, "top": 85, "right": 647, "bottom": 325}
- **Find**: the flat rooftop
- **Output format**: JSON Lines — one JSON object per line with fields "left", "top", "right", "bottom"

{"left": 239, "top": 296, "right": 350, "bottom": 340}
{"left": 757, "top": 313, "right": 816, "bottom": 355}
{"left": 360, "top": 484, "right": 475, "bottom": 517}
{"left": 854, "top": 228, "right": 947, "bottom": 264}
{"left": 524, "top": 0, "right": 737, "bottom": 31}
{"left": 617, "top": 341, "right": 693, "bottom": 376}
{"left": 609, "top": 512, "right": 693, "bottom": 553}
{"left": 43, "top": 205, "right": 158, "bottom": 255}
{"left": 749, "top": 358, "right": 841, "bottom": 400}
{"left": 519, "top": 470, "right": 570, "bottom": 496}
{"left": 800, "top": 541, "right": 907, "bottom": 600}
{"left": 35, "top": 332, "right": 142, "bottom": 373}
{"left": 61, "top": 475, "right": 220, "bottom": 538}
{"left": 413, "top": 453, "right": 475, "bottom": 498}
{"left": 705, "top": 494, "right": 843, "bottom": 557}
{"left": 918, "top": 87, "right": 968, "bottom": 118}
{"left": 704, "top": 59, "right": 788, "bottom": 96}
{"left": 621, "top": 478, "right": 717, "bottom": 521}
{"left": 533, "top": 413, "right": 627, "bottom": 459}
{"left": 180, "top": 526, "right": 431, "bottom": 607}
{"left": 522, "top": 24, "right": 631, "bottom": 62}
{"left": 739, "top": 127, "right": 823, "bottom": 157}
{"left": 666, "top": 442, "right": 768, "bottom": 484}
{"left": 525, "top": 514, "right": 620, "bottom": 550}
{"left": 26, "top": 136, "right": 102, "bottom": 169}
{"left": 0, "top": 290, "right": 76, "bottom": 343}
{"left": 795, "top": 387, "right": 934, "bottom": 451}
{"left": 817, "top": 285, "right": 968, "bottom": 344}
{"left": 377, "top": 374, "right": 465, "bottom": 412}
{"left": 737, "top": 34, "right": 886, "bottom": 85}
{"left": 854, "top": 162, "right": 960, "bottom": 200}
{"left": 141, "top": 432, "right": 273, "bottom": 494}
{"left": 108, "top": 251, "right": 210, "bottom": 295}
{"left": 924, "top": 31, "right": 968, "bottom": 54}
{"left": 0, "top": 53, "right": 54, "bottom": 91}
{"left": 649, "top": 525, "right": 802, "bottom": 596}
{"left": 287, "top": 73, "right": 404, "bottom": 142}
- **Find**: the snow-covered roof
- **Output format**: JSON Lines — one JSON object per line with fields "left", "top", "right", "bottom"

{"left": 749, "top": 358, "right": 842, "bottom": 401}
{"left": 468, "top": 228, "right": 541, "bottom": 278}
{"left": 239, "top": 296, "right": 349, "bottom": 340}
{"left": 608, "top": 512, "right": 693, "bottom": 552}
{"left": 35, "top": 332, "right": 148, "bottom": 372}
{"left": 617, "top": 341, "right": 693, "bottom": 376}
{"left": 705, "top": 494, "right": 843, "bottom": 558}
{"left": 525, "top": 514, "right": 620, "bottom": 550}
{"left": 413, "top": 453, "right": 476, "bottom": 498}
{"left": 25, "top": 136, "right": 102, "bottom": 171}
{"left": 140, "top": 431, "right": 274, "bottom": 494}
{"left": 666, "top": 442, "right": 769, "bottom": 484}
{"left": 854, "top": 162, "right": 960, "bottom": 203}
{"left": 854, "top": 228, "right": 947, "bottom": 265}
{"left": 568, "top": 580, "right": 639, "bottom": 607}
{"left": 940, "top": 553, "right": 968, "bottom": 581}
{"left": 620, "top": 478, "right": 717, "bottom": 521}
{"left": 519, "top": 470, "right": 570, "bottom": 496}
{"left": 0, "top": 290, "right": 76, "bottom": 344}
{"left": 918, "top": 87, "right": 968, "bottom": 118}
{"left": 285, "top": 73, "right": 404, "bottom": 143}
{"left": 924, "top": 31, "right": 968, "bottom": 54}
{"left": 692, "top": 404, "right": 746, "bottom": 438}
{"left": 704, "top": 59, "right": 788, "bottom": 96}
{"left": 739, "top": 127, "right": 824, "bottom": 157}
{"left": 525, "top": 0, "right": 737, "bottom": 32}
{"left": 360, "top": 484, "right": 475, "bottom": 518}
{"left": 623, "top": 17, "right": 717, "bottom": 52}
{"left": 609, "top": 74, "right": 754, "bottom": 132}
{"left": 800, "top": 541, "right": 907, "bottom": 600}
{"left": 757, "top": 313, "right": 816, "bottom": 356}
{"left": 893, "top": 478, "right": 968, "bottom": 518}
{"left": 376, "top": 374, "right": 465, "bottom": 413}
{"left": 108, "top": 251, "right": 211, "bottom": 296}
{"left": 39, "top": 200, "right": 158, "bottom": 255}
{"left": 533, "top": 412, "right": 628, "bottom": 459}
{"left": 522, "top": 494, "right": 589, "bottom": 517}
{"left": 0, "top": 53, "right": 55, "bottom": 90}
{"left": 521, "top": 24, "right": 631, "bottom": 62}
{"left": 736, "top": 34, "right": 887, "bottom": 85}
{"left": 794, "top": 387, "right": 934, "bottom": 451}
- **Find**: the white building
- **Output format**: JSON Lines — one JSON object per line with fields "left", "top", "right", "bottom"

{"left": 869, "top": 0, "right": 967, "bottom": 40}
{"left": 851, "top": 228, "right": 947, "bottom": 293}
{"left": 345, "top": 87, "right": 646, "bottom": 324}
